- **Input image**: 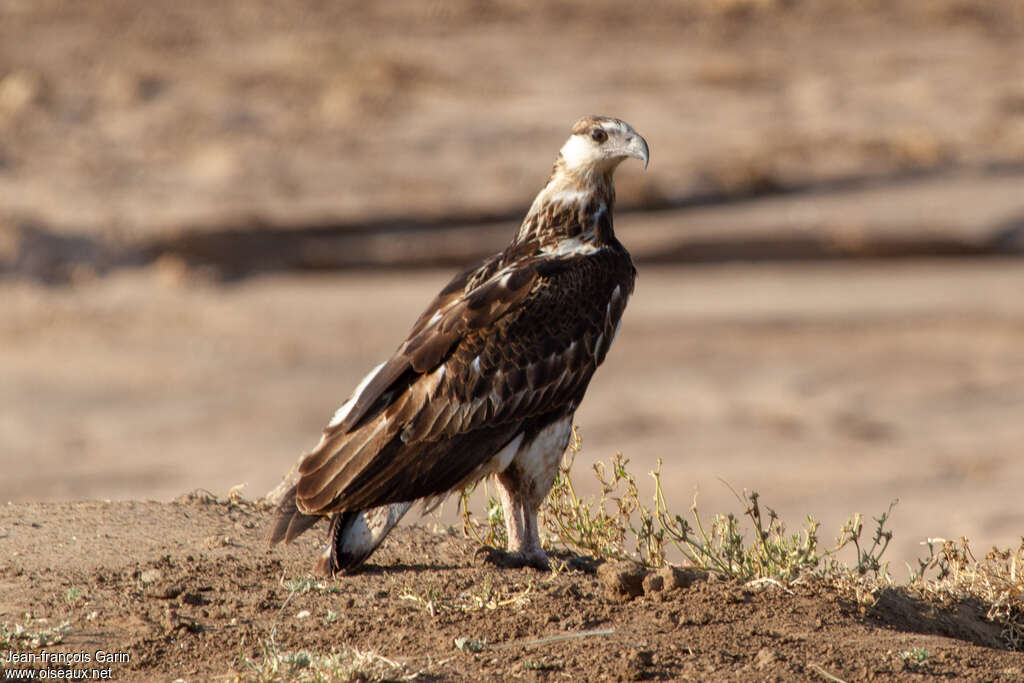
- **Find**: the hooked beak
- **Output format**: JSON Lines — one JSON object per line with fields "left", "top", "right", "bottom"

{"left": 625, "top": 133, "right": 650, "bottom": 169}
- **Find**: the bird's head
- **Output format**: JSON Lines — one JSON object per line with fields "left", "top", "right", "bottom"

{"left": 517, "top": 116, "right": 649, "bottom": 244}
{"left": 557, "top": 116, "right": 649, "bottom": 183}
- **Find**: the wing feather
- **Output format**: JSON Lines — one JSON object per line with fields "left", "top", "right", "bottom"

{"left": 328, "top": 259, "right": 536, "bottom": 434}
{"left": 293, "top": 245, "right": 634, "bottom": 516}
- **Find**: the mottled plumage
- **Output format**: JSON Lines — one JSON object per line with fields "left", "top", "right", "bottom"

{"left": 267, "top": 116, "right": 649, "bottom": 574}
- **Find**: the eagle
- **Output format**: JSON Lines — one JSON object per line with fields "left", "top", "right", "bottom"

{"left": 267, "top": 116, "right": 649, "bottom": 574}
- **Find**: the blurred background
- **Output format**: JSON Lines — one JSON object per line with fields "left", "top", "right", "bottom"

{"left": 2, "top": 0, "right": 1024, "bottom": 573}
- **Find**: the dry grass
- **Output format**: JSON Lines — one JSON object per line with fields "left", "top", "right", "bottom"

{"left": 399, "top": 577, "right": 533, "bottom": 618}
{"left": 910, "top": 538, "right": 1024, "bottom": 649}
{"left": 460, "top": 426, "right": 1024, "bottom": 650}
{"left": 0, "top": 616, "right": 72, "bottom": 653}
{"left": 236, "top": 642, "right": 420, "bottom": 683}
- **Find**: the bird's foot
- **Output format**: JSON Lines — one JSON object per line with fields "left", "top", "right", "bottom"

{"left": 475, "top": 546, "right": 550, "bottom": 571}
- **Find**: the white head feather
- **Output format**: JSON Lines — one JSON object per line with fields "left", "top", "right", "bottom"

{"left": 559, "top": 118, "right": 649, "bottom": 176}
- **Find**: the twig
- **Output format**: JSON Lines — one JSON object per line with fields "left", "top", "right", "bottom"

{"left": 807, "top": 662, "right": 849, "bottom": 683}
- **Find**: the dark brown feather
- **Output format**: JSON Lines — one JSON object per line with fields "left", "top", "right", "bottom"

{"left": 282, "top": 149, "right": 636, "bottom": 523}
{"left": 291, "top": 249, "right": 632, "bottom": 517}
{"left": 268, "top": 115, "right": 650, "bottom": 578}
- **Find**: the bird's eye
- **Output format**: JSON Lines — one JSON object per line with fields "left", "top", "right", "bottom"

{"left": 590, "top": 128, "right": 608, "bottom": 143}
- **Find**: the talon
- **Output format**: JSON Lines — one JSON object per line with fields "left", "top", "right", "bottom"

{"left": 477, "top": 547, "right": 549, "bottom": 570}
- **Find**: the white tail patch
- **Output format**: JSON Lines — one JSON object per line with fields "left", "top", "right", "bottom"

{"left": 328, "top": 362, "right": 386, "bottom": 428}
{"left": 336, "top": 502, "right": 412, "bottom": 563}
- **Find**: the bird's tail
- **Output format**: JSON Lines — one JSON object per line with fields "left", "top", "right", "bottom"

{"left": 266, "top": 483, "right": 322, "bottom": 546}
{"left": 315, "top": 503, "right": 413, "bottom": 576}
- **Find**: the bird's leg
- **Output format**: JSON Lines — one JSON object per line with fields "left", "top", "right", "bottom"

{"left": 493, "top": 466, "right": 549, "bottom": 569}
{"left": 479, "top": 417, "right": 571, "bottom": 570}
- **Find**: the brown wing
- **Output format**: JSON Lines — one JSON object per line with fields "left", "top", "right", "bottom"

{"left": 294, "top": 246, "right": 635, "bottom": 515}
{"left": 324, "top": 252, "right": 514, "bottom": 437}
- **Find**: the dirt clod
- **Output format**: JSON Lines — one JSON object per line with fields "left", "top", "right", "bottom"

{"left": 642, "top": 572, "right": 664, "bottom": 594}
{"left": 659, "top": 564, "right": 710, "bottom": 592}
{"left": 598, "top": 560, "right": 648, "bottom": 602}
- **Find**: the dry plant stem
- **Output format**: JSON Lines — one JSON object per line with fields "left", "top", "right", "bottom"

{"left": 458, "top": 426, "right": 1024, "bottom": 651}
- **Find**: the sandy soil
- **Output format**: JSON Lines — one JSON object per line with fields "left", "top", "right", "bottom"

{"left": 1, "top": 496, "right": 1022, "bottom": 681}
{"left": 2, "top": 0, "right": 1024, "bottom": 678}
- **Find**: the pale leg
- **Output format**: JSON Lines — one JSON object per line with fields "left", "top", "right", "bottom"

{"left": 490, "top": 416, "right": 572, "bottom": 569}
{"left": 495, "top": 465, "right": 550, "bottom": 568}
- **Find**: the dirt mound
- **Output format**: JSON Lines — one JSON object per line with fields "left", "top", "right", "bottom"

{"left": 1, "top": 496, "right": 1021, "bottom": 681}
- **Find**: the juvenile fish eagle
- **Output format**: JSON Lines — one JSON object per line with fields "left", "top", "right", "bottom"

{"left": 268, "top": 116, "right": 649, "bottom": 574}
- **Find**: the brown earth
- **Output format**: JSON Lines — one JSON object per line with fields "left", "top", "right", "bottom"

{"left": 2, "top": 496, "right": 1023, "bottom": 682}
{"left": 3, "top": 0, "right": 1024, "bottom": 679}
